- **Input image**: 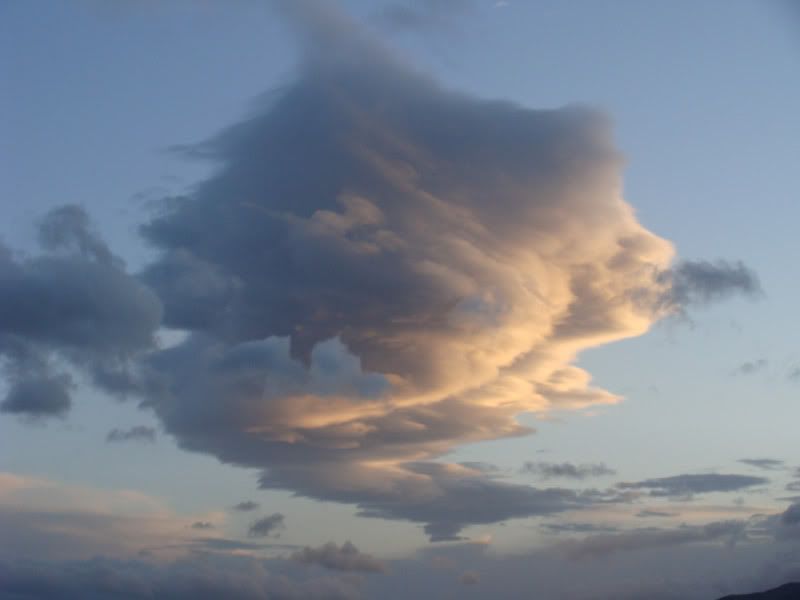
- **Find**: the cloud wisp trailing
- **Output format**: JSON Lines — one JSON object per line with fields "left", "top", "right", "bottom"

{"left": 521, "top": 461, "right": 616, "bottom": 480}
{"left": 617, "top": 473, "right": 769, "bottom": 499}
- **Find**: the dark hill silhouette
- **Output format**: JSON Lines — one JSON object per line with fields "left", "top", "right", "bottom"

{"left": 718, "top": 582, "right": 800, "bottom": 599}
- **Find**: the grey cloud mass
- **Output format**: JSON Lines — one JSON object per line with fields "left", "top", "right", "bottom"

{"left": 664, "top": 259, "right": 761, "bottom": 308}
{"left": 0, "top": 205, "right": 161, "bottom": 418}
{"left": 124, "top": 1, "right": 760, "bottom": 540}
{"left": 618, "top": 474, "right": 768, "bottom": 498}
{"left": 732, "top": 360, "right": 768, "bottom": 376}
{"left": 521, "top": 461, "right": 616, "bottom": 480}
{"left": 291, "top": 541, "right": 386, "bottom": 573}
{"left": 248, "top": 513, "right": 286, "bottom": 538}
{"left": 106, "top": 426, "right": 157, "bottom": 444}
{"left": 232, "top": 501, "right": 261, "bottom": 512}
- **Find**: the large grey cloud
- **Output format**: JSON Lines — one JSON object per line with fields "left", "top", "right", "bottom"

{"left": 121, "top": 0, "right": 761, "bottom": 540}
{"left": 0, "top": 205, "right": 161, "bottom": 418}
{"left": 617, "top": 474, "right": 769, "bottom": 499}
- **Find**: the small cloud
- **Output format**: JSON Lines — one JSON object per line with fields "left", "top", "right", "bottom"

{"left": 617, "top": 473, "right": 768, "bottom": 499}
{"left": 460, "top": 570, "right": 480, "bottom": 585}
{"left": 635, "top": 510, "right": 678, "bottom": 518}
{"left": 291, "top": 541, "right": 386, "bottom": 573}
{"left": 247, "top": 513, "right": 285, "bottom": 538}
{"left": 732, "top": 359, "right": 767, "bottom": 376}
{"left": 521, "top": 462, "right": 616, "bottom": 480}
{"left": 738, "top": 458, "right": 784, "bottom": 470}
{"left": 190, "top": 521, "right": 214, "bottom": 530}
{"left": 231, "top": 500, "right": 260, "bottom": 512}
{"left": 106, "top": 426, "right": 157, "bottom": 444}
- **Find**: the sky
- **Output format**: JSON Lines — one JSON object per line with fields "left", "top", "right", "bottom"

{"left": 1, "top": 1, "right": 799, "bottom": 598}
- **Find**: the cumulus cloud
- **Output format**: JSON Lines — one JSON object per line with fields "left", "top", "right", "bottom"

{"left": 22, "top": 0, "right": 747, "bottom": 540}
{"left": 232, "top": 501, "right": 260, "bottom": 512}
{"left": 617, "top": 474, "right": 768, "bottom": 499}
{"left": 0, "top": 205, "right": 161, "bottom": 419}
{"left": 248, "top": 514, "right": 285, "bottom": 538}
{"left": 106, "top": 426, "right": 157, "bottom": 444}
{"left": 291, "top": 541, "right": 385, "bottom": 573}
{"left": 521, "top": 461, "right": 616, "bottom": 480}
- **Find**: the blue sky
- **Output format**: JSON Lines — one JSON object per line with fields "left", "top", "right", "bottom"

{"left": 1, "top": 2, "right": 799, "bottom": 598}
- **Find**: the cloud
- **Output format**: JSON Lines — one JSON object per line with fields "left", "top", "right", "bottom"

{"left": 0, "top": 205, "right": 161, "bottom": 419}
{"left": 618, "top": 474, "right": 768, "bottom": 499}
{"left": 44, "top": 0, "right": 751, "bottom": 540}
{"left": 191, "top": 521, "right": 214, "bottom": 530}
{"left": 248, "top": 514, "right": 285, "bottom": 538}
{"left": 106, "top": 426, "right": 157, "bottom": 444}
{"left": 232, "top": 501, "right": 260, "bottom": 512}
{"left": 560, "top": 520, "right": 747, "bottom": 560}
{"left": 291, "top": 541, "right": 385, "bottom": 573}
{"left": 738, "top": 459, "right": 784, "bottom": 471}
{"left": 732, "top": 360, "right": 768, "bottom": 376}
{"left": 0, "top": 375, "right": 73, "bottom": 419}
{"left": 663, "top": 260, "right": 761, "bottom": 308}
{"left": 521, "top": 462, "right": 616, "bottom": 480}
{"left": 636, "top": 510, "right": 678, "bottom": 518}
{"left": 0, "top": 555, "right": 363, "bottom": 600}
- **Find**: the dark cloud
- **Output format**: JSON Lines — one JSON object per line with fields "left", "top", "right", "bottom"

{"left": 618, "top": 474, "right": 768, "bottom": 499}
{"left": 191, "top": 521, "right": 214, "bottom": 530}
{"left": 732, "top": 360, "right": 768, "bottom": 376}
{"left": 663, "top": 259, "right": 761, "bottom": 308}
{"left": 521, "top": 461, "right": 616, "bottom": 480}
{"left": 560, "top": 520, "right": 747, "bottom": 560}
{"left": 106, "top": 426, "right": 157, "bottom": 444}
{"left": 541, "top": 522, "right": 621, "bottom": 535}
{"left": 738, "top": 458, "right": 784, "bottom": 471}
{"left": 0, "top": 205, "right": 161, "bottom": 419}
{"left": 232, "top": 501, "right": 260, "bottom": 512}
{"left": 248, "top": 513, "right": 285, "bottom": 538}
{"left": 0, "top": 555, "right": 361, "bottom": 600}
{"left": 0, "top": 374, "right": 73, "bottom": 418}
{"left": 291, "top": 541, "right": 385, "bottom": 573}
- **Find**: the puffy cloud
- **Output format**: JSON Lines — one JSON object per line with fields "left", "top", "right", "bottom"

{"left": 42, "top": 1, "right": 750, "bottom": 540}
{"left": 617, "top": 474, "right": 768, "bottom": 499}
{"left": 134, "top": 1, "right": 682, "bottom": 540}
{"left": 291, "top": 541, "right": 386, "bottom": 573}
{"left": 248, "top": 514, "right": 286, "bottom": 538}
{"left": 233, "top": 501, "right": 261, "bottom": 512}
{"left": 0, "top": 205, "right": 161, "bottom": 419}
{"left": 106, "top": 426, "right": 157, "bottom": 444}
{"left": 0, "top": 375, "right": 73, "bottom": 419}
{"left": 521, "top": 462, "right": 616, "bottom": 480}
